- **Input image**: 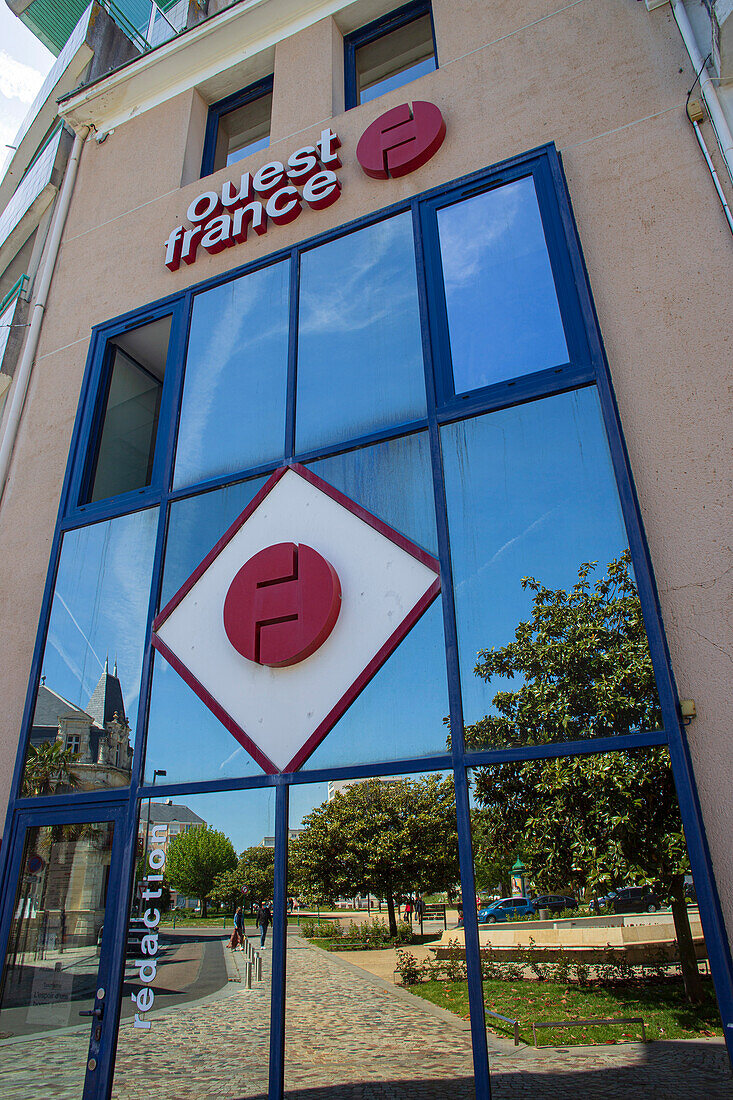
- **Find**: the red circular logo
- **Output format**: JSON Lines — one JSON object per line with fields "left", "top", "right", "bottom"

{"left": 356, "top": 101, "right": 446, "bottom": 181}
{"left": 223, "top": 543, "right": 341, "bottom": 667}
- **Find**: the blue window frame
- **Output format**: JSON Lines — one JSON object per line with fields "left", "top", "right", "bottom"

{"left": 344, "top": 1, "right": 437, "bottom": 111}
{"left": 201, "top": 75, "right": 274, "bottom": 178}
{"left": 2, "top": 143, "right": 732, "bottom": 1098}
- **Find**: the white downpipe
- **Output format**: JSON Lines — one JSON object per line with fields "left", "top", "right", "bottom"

{"left": 671, "top": 0, "right": 733, "bottom": 185}
{"left": 0, "top": 125, "right": 90, "bottom": 506}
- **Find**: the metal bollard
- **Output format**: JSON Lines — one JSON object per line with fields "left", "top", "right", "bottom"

{"left": 245, "top": 960, "right": 252, "bottom": 989}
{"left": 254, "top": 952, "right": 262, "bottom": 982}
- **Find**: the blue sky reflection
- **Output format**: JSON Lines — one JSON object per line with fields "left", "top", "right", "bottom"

{"left": 438, "top": 176, "right": 568, "bottom": 392}
{"left": 442, "top": 388, "right": 635, "bottom": 731}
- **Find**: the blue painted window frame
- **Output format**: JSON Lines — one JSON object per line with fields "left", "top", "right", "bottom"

{"left": 343, "top": 0, "right": 437, "bottom": 111}
{"left": 200, "top": 75, "right": 274, "bottom": 179}
{"left": 1, "top": 143, "right": 731, "bottom": 1099}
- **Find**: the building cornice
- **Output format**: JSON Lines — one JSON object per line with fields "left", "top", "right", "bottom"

{"left": 58, "top": 0, "right": 390, "bottom": 134}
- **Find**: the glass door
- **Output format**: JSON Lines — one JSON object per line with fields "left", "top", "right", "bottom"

{"left": 0, "top": 805, "right": 128, "bottom": 1100}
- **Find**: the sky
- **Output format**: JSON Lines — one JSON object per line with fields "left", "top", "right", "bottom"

{"left": 0, "top": 6, "right": 54, "bottom": 174}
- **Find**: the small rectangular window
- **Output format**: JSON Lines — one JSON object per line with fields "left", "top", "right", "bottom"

{"left": 85, "top": 315, "right": 171, "bottom": 504}
{"left": 345, "top": 3, "right": 437, "bottom": 110}
{"left": 201, "top": 77, "right": 273, "bottom": 177}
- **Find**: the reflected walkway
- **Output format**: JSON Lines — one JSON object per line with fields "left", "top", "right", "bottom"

{"left": 0, "top": 929, "right": 730, "bottom": 1099}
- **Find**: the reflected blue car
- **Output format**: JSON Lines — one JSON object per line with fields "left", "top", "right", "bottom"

{"left": 477, "top": 897, "right": 535, "bottom": 923}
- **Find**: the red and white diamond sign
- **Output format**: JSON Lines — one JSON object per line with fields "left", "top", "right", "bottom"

{"left": 152, "top": 464, "right": 440, "bottom": 773}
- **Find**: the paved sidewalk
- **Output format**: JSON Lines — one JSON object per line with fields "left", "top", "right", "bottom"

{"left": 0, "top": 929, "right": 730, "bottom": 1098}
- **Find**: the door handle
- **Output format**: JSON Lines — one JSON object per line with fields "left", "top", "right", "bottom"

{"left": 79, "top": 1005, "right": 104, "bottom": 1019}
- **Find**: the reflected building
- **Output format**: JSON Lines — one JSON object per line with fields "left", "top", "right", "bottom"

{"left": 29, "top": 662, "right": 133, "bottom": 791}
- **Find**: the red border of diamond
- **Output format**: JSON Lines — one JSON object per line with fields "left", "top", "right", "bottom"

{"left": 151, "top": 463, "right": 441, "bottom": 775}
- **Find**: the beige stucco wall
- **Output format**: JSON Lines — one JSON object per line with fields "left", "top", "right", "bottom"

{"left": 0, "top": 0, "right": 730, "bottom": 952}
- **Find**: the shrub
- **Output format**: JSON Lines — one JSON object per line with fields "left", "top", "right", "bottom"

{"left": 443, "top": 939, "right": 467, "bottom": 981}
{"left": 395, "top": 948, "right": 421, "bottom": 985}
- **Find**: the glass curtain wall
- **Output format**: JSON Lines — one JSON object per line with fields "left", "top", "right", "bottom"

{"left": 3, "top": 150, "right": 730, "bottom": 1100}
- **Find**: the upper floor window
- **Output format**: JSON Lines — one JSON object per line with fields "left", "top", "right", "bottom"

{"left": 201, "top": 77, "right": 273, "bottom": 177}
{"left": 83, "top": 313, "right": 172, "bottom": 504}
{"left": 345, "top": 1, "right": 437, "bottom": 110}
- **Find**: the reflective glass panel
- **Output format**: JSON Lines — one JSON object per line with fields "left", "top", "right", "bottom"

{"left": 300, "top": 432, "right": 449, "bottom": 770}
{"left": 437, "top": 176, "right": 568, "bottom": 393}
{"left": 442, "top": 388, "right": 662, "bottom": 747}
{"left": 214, "top": 91, "right": 272, "bottom": 172}
{"left": 173, "top": 260, "right": 289, "bottom": 490}
{"left": 21, "top": 509, "right": 158, "bottom": 796}
{"left": 145, "top": 479, "right": 267, "bottom": 784}
{"left": 88, "top": 316, "right": 171, "bottom": 502}
{"left": 287, "top": 771, "right": 476, "bottom": 1097}
{"left": 356, "top": 14, "right": 436, "bottom": 104}
{"left": 296, "top": 214, "right": 427, "bottom": 452}
{"left": 466, "top": 751, "right": 727, "bottom": 1089}
{"left": 0, "top": 820, "right": 116, "bottom": 1096}
{"left": 111, "top": 789, "right": 274, "bottom": 1100}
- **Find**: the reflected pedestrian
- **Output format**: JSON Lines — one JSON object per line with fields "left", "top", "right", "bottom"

{"left": 257, "top": 902, "right": 271, "bottom": 947}
{"left": 229, "top": 905, "right": 244, "bottom": 950}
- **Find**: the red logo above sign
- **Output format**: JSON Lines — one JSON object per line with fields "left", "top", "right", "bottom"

{"left": 223, "top": 542, "right": 341, "bottom": 667}
{"left": 356, "top": 101, "right": 446, "bottom": 180}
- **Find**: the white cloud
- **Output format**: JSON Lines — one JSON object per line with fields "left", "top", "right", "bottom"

{"left": 0, "top": 50, "right": 45, "bottom": 104}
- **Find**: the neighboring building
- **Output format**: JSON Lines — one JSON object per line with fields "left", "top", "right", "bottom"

{"left": 260, "top": 829, "right": 302, "bottom": 847}
{"left": 327, "top": 776, "right": 401, "bottom": 801}
{"left": 137, "top": 799, "right": 205, "bottom": 854}
{"left": 138, "top": 799, "right": 205, "bottom": 907}
{"left": 0, "top": 1, "right": 731, "bottom": 1096}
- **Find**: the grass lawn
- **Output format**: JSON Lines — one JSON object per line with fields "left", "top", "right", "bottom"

{"left": 410, "top": 978, "right": 723, "bottom": 1046}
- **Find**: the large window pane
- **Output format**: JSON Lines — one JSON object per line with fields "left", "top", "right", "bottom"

{"left": 88, "top": 316, "right": 171, "bottom": 502}
{"left": 0, "top": 820, "right": 116, "bottom": 1096}
{"left": 437, "top": 176, "right": 568, "bottom": 393}
{"left": 301, "top": 432, "right": 448, "bottom": 770}
{"left": 21, "top": 509, "right": 158, "bottom": 796}
{"left": 111, "top": 789, "right": 274, "bottom": 1100}
{"left": 145, "top": 479, "right": 267, "bottom": 784}
{"left": 442, "top": 388, "right": 662, "bottom": 748}
{"left": 296, "top": 214, "right": 427, "bottom": 452}
{"left": 173, "top": 261, "right": 289, "bottom": 490}
{"left": 459, "top": 751, "right": 728, "bottom": 1091}
{"left": 287, "top": 771, "right": 476, "bottom": 1097}
{"left": 356, "top": 14, "right": 436, "bottom": 105}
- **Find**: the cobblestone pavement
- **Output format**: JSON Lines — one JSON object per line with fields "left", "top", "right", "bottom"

{"left": 0, "top": 930, "right": 730, "bottom": 1099}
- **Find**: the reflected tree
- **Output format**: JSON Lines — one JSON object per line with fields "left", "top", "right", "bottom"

{"left": 468, "top": 553, "right": 702, "bottom": 1002}
{"left": 166, "top": 825, "right": 237, "bottom": 918}
{"left": 290, "top": 776, "right": 459, "bottom": 937}
{"left": 22, "top": 741, "right": 79, "bottom": 797}
{"left": 209, "top": 846, "right": 275, "bottom": 911}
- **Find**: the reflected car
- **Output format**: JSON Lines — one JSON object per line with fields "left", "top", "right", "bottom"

{"left": 532, "top": 894, "right": 578, "bottom": 914}
{"left": 477, "top": 897, "right": 535, "bottom": 923}
{"left": 590, "top": 887, "right": 661, "bottom": 914}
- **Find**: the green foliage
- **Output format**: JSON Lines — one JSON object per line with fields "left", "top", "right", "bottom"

{"left": 22, "top": 740, "right": 79, "bottom": 797}
{"left": 467, "top": 551, "right": 662, "bottom": 749}
{"left": 209, "top": 845, "right": 275, "bottom": 909}
{"left": 395, "top": 948, "right": 421, "bottom": 985}
{"left": 466, "top": 553, "right": 702, "bottom": 1002}
{"left": 290, "top": 775, "right": 459, "bottom": 936}
{"left": 166, "top": 825, "right": 237, "bottom": 917}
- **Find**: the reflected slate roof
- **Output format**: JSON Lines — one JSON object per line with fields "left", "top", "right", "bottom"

{"left": 147, "top": 803, "right": 205, "bottom": 825}
{"left": 86, "top": 668, "right": 127, "bottom": 727}
{"left": 32, "top": 684, "right": 94, "bottom": 728}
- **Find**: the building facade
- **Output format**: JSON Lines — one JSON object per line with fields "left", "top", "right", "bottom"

{"left": 0, "top": 1, "right": 731, "bottom": 1097}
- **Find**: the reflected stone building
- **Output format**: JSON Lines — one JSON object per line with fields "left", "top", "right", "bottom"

{"left": 30, "top": 662, "right": 133, "bottom": 790}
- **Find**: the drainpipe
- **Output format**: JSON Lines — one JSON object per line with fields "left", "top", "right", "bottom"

{"left": 670, "top": 0, "right": 733, "bottom": 185}
{"left": 0, "top": 124, "right": 90, "bottom": 506}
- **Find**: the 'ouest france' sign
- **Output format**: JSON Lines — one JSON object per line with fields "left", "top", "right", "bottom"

{"left": 163, "top": 103, "right": 446, "bottom": 271}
